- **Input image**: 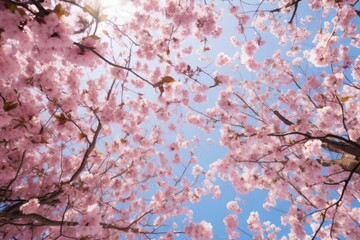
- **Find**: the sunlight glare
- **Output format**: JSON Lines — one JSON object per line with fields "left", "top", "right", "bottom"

{"left": 96, "top": 0, "right": 136, "bottom": 20}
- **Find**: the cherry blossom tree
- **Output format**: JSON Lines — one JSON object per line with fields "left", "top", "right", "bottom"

{"left": 0, "top": 0, "right": 359, "bottom": 239}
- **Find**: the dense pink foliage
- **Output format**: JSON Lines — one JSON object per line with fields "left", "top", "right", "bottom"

{"left": 0, "top": 0, "right": 359, "bottom": 239}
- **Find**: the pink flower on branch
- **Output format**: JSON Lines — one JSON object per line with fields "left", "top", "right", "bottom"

{"left": 1, "top": 0, "right": 359, "bottom": 239}
{"left": 20, "top": 198, "right": 40, "bottom": 215}
{"left": 185, "top": 221, "right": 213, "bottom": 240}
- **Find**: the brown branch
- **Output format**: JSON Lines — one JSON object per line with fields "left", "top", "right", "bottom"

{"left": 318, "top": 155, "right": 360, "bottom": 174}
{"left": 269, "top": 132, "right": 360, "bottom": 158}
{"left": 126, "top": 210, "right": 153, "bottom": 230}
{"left": 57, "top": 197, "right": 71, "bottom": 239}
{"left": 273, "top": 110, "right": 294, "bottom": 126}
{"left": 2, "top": 212, "right": 140, "bottom": 233}
{"left": 1, "top": 150, "right": 26, "bottom": 200}
{"left": 270, "top": 0, "right": 302, "bottom": 13}
{"left": 269, "top": 0, "right": 302, "bottom": 24}
{"left": 321, "top": 141, "right": 346, "bottom": 155}
{"left": 311, "top": 208, "right": 328, "bottom": 240}
{"left": 335, "top": 95, "right": 349, "bottom": 136}
{"left": 66, "top": 120, "right": 102, "bottom": 183}
{"left": 310, "top": 160, "right": 360, "bottom": 239}
{"left": 29, "top": 0, "right": 50, "bottom": 15}
{"left": 233, "top": 92, "right": 267, "bottom": 124}
{"left": 73, "top": 42, "right": 154, "bottom": 87}
{"left": 269, "top": 131, "right": 360, "bottom": 174}
{"left": 289, "top": 1, "right": 299, "bottom": 24}
{"left": 321, "top": 138, "right": 360, "bottom": 159}
{"left": 283, "top": 176, "right": 317, "bottom": 208}
{"left": 4, "top": 0, "right": 39, "bottom": 16}
{"left": 106, "top": 79, "right": 117, "bottom": 101}
{"left": 100, "top": 222, "right": 139, "bottom": 233}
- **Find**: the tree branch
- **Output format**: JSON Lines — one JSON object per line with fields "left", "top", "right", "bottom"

{"left": 1, "top": 150, "right": 26, "bottom": 200}
{"left": 66, "top": 120, "right": 102, "bottom": 183}
{"left": 73, "top": 42, "right": 154, "bottom": 87}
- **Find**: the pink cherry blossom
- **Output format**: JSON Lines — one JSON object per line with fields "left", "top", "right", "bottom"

{"left": 185, "top": 221, "right": 213, "bottom": 240}
{"left": 215, "top": 52, "right": 231, "bottom": 67}
{"left": 224, "top": 214, "right": 239, "bottom": 239}
{"left": 20, "top": 198, "right": 40, "bottom": 215}
{"left": 1, "top": 0, "right": 359, "bottom": 239}
{"left": 226, "top": 201, "right": 242, "bottom": 214}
